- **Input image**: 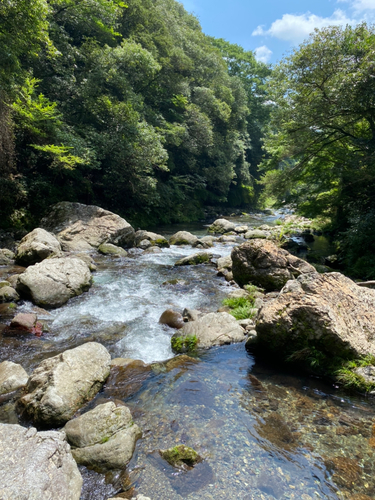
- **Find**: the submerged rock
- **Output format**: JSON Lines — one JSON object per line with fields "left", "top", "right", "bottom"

{"left": 17, "top": 257, "right": 92, "bottom": 308}
{"left": 169, "top": 231, "right": 198, "bottom": 246}
{"left": 172, "top": 312, "right": 245, "bottom": 350}
{"left": 0, "top": 423, "right": 82, "bottom": 500}
{"left": 231, "top": 239, "right": 315, "bottom": 291}
{"left": 64, "top": 402, "right": 141, "bottom": 471}
{"left": 0, "top": 361, "right": 28, "bottom": 395}
{"left": 15, "top": 228, "right": 62, "bottom": 266}
{"left": 175, "top": 252, "right": 213, "bottom": 266}
{"left": 18, "top": 342, "right": 111, "bottom": 426}
{"left": 159, "top": 309, "right": 184, "bottom": 329}
{"left": 40, "top": 201, "right": 135, "bottom": 251}
{"left": 255, "top": 272, "right": 375, "bottom": 363}
{"left": 159, "top": 444, "right": 202, "bottom": 470}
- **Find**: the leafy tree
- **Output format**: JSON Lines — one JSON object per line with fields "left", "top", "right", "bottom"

{"left": 261, "top": 23, "right": 375, "bottom": 276}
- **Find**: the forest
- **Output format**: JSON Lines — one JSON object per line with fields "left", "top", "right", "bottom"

{"left": 1, "top": 1, "right": 375, "bottom": 277}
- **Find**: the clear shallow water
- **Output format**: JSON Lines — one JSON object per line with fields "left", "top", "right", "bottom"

{"left": 0, "top": 218, "right": 374, "bottom": 500}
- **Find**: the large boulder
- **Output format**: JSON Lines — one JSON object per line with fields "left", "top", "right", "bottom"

{"left": 0, "top": 361, "right": 28, "bottom": 395}
{"left": 231, "top": 239, "right": 315, "bottom": 291}
{"left": 18, "top": 342, "right": 111, "bottom": 426}
{"left": 40, "top": 202, "right": 135, "bottom": 251}
{"left": 17, "top": 257, "right": 92, "bottom": 308}
{"left": 172, "top": 312, "right": 245, "bottom": 350}
{"left": 0, "top": 423, "right": 82, "bottom": 500}
{"left": 169, "top": 231, "right": 198, "bottom": 246}
{"left": 15, "top": 228, "right": 61, "bottom": 266}
{"left": 207, "top": 218, "right": 236, "bottom": 234}
{"left": 64, "top": 402, "right": 141, "bottom": 471}
{"left": 255, "top": 272, "right": 375, "bottom": 362}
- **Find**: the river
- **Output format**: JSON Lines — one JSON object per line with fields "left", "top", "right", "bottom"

{"left": 0, "top": 214, "right": 373, "bottom": 500}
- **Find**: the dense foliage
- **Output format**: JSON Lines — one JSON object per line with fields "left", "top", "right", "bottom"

{"left": 261, "top": 24, "right": 375, "bottom": 278}
{"left": 0, "top": 0, "right": 270, "bottom": 228}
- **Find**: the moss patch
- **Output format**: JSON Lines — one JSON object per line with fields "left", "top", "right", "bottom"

{"left": 159, "top": 445, "right": 202, "bottom": 468}
{"left": 171, "top": 334, "right": 198, "bottom": 354}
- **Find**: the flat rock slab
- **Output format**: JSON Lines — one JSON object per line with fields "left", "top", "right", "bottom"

{"left": 18, "top": 342, "right": 111, "bottom": 426}
{"left": 65, "top": 402, "right": 141, "bottom": 470}
{"left": 10, "top": 312, "right": 37, "bottom": 331}
{"left": 231, "top": 239, "right": 315, "bottom": 291}
{"left": 15, "top": 228, "right": 61, "bottom": 266}
{"left": 40, "top": 202, "right": 135, "bottom": 251}
{"left": 256, "top": 272, "right": 375, "bottom": 360}
{"left": 174, "top": 312, "right": 245, "bottom": 348}
{"left": 0, "top": 423, "right": 82, "bottom": 500}
{"left": 0, "top": 361, "right": 28, "bottom": 395}
{"left": 17, "top": 257, "right": 92, "bottom": 308}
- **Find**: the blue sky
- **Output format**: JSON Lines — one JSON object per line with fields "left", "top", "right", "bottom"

{"left": 180, "top": 0, "right": 375, "bottom": 63}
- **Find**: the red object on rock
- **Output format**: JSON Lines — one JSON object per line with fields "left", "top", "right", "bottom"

{"left": 31, "top": 322, "right": 43, "bottom": 337}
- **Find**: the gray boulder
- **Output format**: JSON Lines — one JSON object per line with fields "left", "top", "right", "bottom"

{"left": 0, "top": 361, "right": 28, "bottom": 395}
{"left": 64, "top": 402, "right": 141, "bottom": 471}
{"left": 0, "top": 248, "right": 15, "bottom": 265}
{"left": 0, "top": 423, "right": 82, "bottom": 500}
{"left": 208, "top": 218, "right": 236, "bottom": 234}
{"left": 173, "top": 312, "right": 245, "bottom": 349}
{"left": 175, "top": 252, "right": 212, "bottom": 266}
{"left": 0, "top": 286, "right": 19, "bottom": 303}
{"left": 134, "top": 230, "right": 169, "bottom": 248}
{"left": 256, "top": 272, "right": 375, "bottom": 361}
{"left": 169, "top": 231, "right": 198, "bottom": 246}
{"left": 17, "top": 257, "right": 92, "bottom": 308}
{"left": 18, "top": 342, "right": 111, "bottom": 426}
{"left": 231, "top": 239, "right": 315, "bottom": 291}
{"left": 40, "top": 202, "right": 135, "bottom": 251}
{"left": 15, "top": 228, "right": 61, "bottom": 266}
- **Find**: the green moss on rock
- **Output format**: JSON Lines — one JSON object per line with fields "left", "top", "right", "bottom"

{"left": 159, "top": 445, "right": 202, "bottom": 469}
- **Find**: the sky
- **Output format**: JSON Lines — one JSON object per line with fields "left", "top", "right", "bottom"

{"left": 179, "top": 0, "right": 375, "bottom": 64}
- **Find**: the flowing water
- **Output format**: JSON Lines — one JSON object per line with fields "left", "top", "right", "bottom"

{"left": 0, "top": 215, "right": 374, "bottom": 500}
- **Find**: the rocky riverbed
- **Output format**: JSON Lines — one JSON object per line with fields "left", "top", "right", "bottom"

{"left": 0, "top": 203, "right": 374, "bottom": 500}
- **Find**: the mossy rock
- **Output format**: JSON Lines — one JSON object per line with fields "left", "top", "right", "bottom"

{"left": 159, "top": 445, "right": 202, "bottom": 469}
{"left": 175, "top": 252, "right": 212, "bottom": 266}
{"left": 150, "top": 238, "right": 169, "bottom": 248}
{"left": 98, "top": 243, "right": 127, "bottom": 257}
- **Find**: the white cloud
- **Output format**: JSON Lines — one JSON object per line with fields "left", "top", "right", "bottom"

{"left": 352, "top": 0, "right": 375, "bottom": 12}
{"left": 254, "top": 45, "right": 273, "bottom": 63}
{"left": 253, "top": 9, "right": 355, "bottom": 44}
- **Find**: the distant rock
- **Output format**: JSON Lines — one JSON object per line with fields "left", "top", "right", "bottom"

{"left": 175, "top": 252, "right": 212, "bottom": 266}
{"left": 135, "top": 230, "right": 169, "bottom": 248}
{"left": 0, "top": 423, "right": 82, "bottom": 500}
{"left": 15, "top": 228, "right": 61, "bottom": 266}
{"left": 0, "top": 248, "right": 15, "bottom": 265}
{"left": 40, "top": 202, "right": 135, "bottom": 251}
{"left": 18, "top": 342, "right": 111, "bottom": 426}
{"left": 98, "top": 243, "right": 128, "bottom": 257}
{"left": 64, "top": 402, "right": 141, "bottom": 471}
{"left": 0, "top": 361, "right": 28, "bottom": 395}
{"left": 169, "top": 231, "right": 198, "bottom": 246}
{"left": 231, "top": 239, "right": 315, "bottom": 291}
{"left": 207, "top": 219, "right": 236, "bottom": 234}
{"left": 244, "top": 229, "right": 269, "bottom": 240}
{"left": 17, "top": 257, "right": 92, "bottom": 308}
{"left": 256, "top": 272, "right": 375, "bottom": 363}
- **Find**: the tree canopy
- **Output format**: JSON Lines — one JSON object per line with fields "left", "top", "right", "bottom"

{"left": 0, "top": 0, "right": 270, "bottom": 228}
{"left": 261, "top": 23, "right": 375, "bottom": 277}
